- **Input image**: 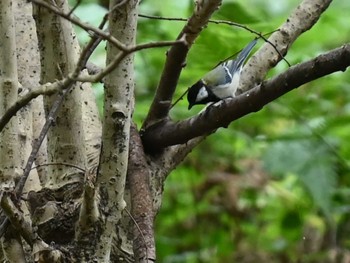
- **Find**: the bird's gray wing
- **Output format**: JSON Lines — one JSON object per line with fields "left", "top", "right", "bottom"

{"left": 202, "top": 39, "right": 257, "bottom": 87}
{"left": 202, "top": 62, "right": 232, "bottom": 87}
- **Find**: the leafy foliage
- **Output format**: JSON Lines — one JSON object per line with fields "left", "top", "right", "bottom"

{"left": 263, "top": 139, "right": 337, "bottom": 216}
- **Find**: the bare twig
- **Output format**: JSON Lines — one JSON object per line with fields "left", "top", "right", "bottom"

{"left": 79, "top": 8, "right": 109, "bottom": 69}
{"left": 170, "top": 88, "right": 189, "bottom": 109}
{"left": 77, "top": 39, "right": 185, "bottom": 83}
{"left": 139, "top": 14, "right": 289, "bottom": 67}
{"left": 139, "top": 13, "right": 258, "bottom": 35}
{"left": 67, "top": 0, "right": 82, "bottom": 17}
{"left": 0, "top": 81, "right": 66, "bottom": 133}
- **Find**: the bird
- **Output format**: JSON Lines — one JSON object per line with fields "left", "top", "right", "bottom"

{"left": 187, "top": 39, "right": 257, "bottom": 110}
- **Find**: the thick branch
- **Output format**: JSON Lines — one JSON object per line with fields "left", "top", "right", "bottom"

{"left": 96, "top": 0, "right": 138, "bottom": 260}
{"left": 0, "top": 193, "right": 55, "bottom": 263}
{"left": 1, "top": 193, "right": 36, "bottom": 246}
{"left": 142, "top": 0, "right": 222, "bottom": 129}
{"left": 142, "top": 44, "right": 350, "bottom": 151}
{"left": 128, "top": 123, "right": 155, "bottom": 262}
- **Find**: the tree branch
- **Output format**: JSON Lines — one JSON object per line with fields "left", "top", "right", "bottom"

{"left": 128, "top": 123, "right": 155, "bottom": 262}
{"left": 0, "top": 80, "right": 67, "bottom": 133}
{"left": 1, "top": 192, "right": 38, "bottom": 247}
{"left": 141, "top": 0, "right": 223, "bottom": 129}
{"left": 142, "top": 44, "right": 350, "bottom": 151}
{"left": 239, "top": 0, "right": 333, "bottom": 93}
{"left": 76, "top": 39, "right": 184, "bottom": 83}
{"left": 139, "top": 13, "right": 259, "bottom": 35}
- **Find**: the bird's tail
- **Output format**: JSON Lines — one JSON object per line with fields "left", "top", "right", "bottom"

{"left": 230, "top": 38, "right": 258, "bottom": 72}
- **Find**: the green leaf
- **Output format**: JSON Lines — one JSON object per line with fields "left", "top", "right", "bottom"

{"left": 263, "top": 140, "right": 337, "bottom": 215}
{"left": 263, "top": 141, "right": 310, "bottom": 177}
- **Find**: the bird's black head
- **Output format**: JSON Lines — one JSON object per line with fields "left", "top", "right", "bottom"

{"left": 187, "top": 81, "right": 203, "bottom": 110}
{"left": 187, "top": 80, "right": 220, "bottom": 110}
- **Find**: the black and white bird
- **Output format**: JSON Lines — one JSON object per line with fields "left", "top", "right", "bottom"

{"left": 187, "top": 39, "right": 257, "bottom": 110}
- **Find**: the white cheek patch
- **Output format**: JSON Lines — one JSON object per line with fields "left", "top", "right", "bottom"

{"left": 196, "top": 87, "right": 208, "bottom": 102}
{"left": 229, "top": 71, "right": 241, "bottom": 96}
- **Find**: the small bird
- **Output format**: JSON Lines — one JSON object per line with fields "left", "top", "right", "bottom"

{"left": 187, "top": 39, "right": 257, "bottom": 110}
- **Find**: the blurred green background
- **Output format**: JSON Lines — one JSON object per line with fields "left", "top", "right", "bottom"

{"left": 70, "top": 0, "right": 350, "bottom": 262}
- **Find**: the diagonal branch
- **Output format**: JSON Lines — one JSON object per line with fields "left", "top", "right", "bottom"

{"left": 76, "top": 40, "right": 184, "bottom": 83}
{"left": 139, "top": 13, "right": 259, "bottom": 35}
{"left": 239, "top": 0, "right": 333, "bottom": 92}
{"left": 142, "top": 44, "right": 350, "bottom": 151}
{"left": 141, "top": 0, "right": 223, "bottom": 129}
{"left": 0, "top": 80, "right": 66, "bottom": 133}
